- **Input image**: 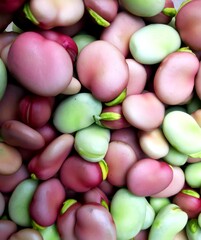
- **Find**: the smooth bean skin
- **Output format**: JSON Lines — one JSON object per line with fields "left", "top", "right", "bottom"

{"left": 60, "top": 154, "right": 107, "bottom": 192}
{"left": 30, "top": 178, "right": 66, "bottom": 227}
{"left": 1, "top": 120, "right": 45, "bottom": 150}
{"left": 104, "top": 140, "right": 137, "bottom": 187}
{"left": 119, "top": 0, "right": 165, "bottom": 17}
{"left": 100, "top": 11, "right": 145, "bottom": 56}
{"left": 19, "top": 94, "right": 54, "bottom": 128}
{"left": 81, "top": 187, "right": 109, "bottom": 206}
{"left": 8, "top": 228, "right": 43, "bottom": 240}
{"left": 74, "top": 123, "right": 110, "bottom": 162}
{"left": 0, "top": 164, "right": 29, "bottom": 192}
{"left": 148, "top": 204, "right": 188, "bottom": 240}
{"left": 153, "top": 51, "right": 199, "bottom": 105}
{"left": 73, "top": 33, "right": 96, "bottom": 53}
{"left": 172, "top": 189, "right": 201, "bottom": 218}
{"left": 28, "top": 133, "right": 74, "bottom": 180}
{"left": 175, "top": 0, "right": 201, "bottom": 51}
{"left": 27, "top": 0, "right": 85, "bottom": 29}
{"left": 57, "top": 200, "right": 82, "bottom": 240}
{"left": 0, "top": 142, "right": 22, "bottom": 175}
{"left": 122, "top": 92, "right": 165, "bottom": 131}
{"left": 76, "top": 40, "right": 129, "bottom": 102}
{"left": 149, "top": 197, "right": 171, "bottom": 214}
{"left": 152, "top": 166, "right": 185, "bottom": 198}
{"left": 127, "top": 158, "right": 173, "bottom": 196}
{"left": 138, "top": 128, "right": 169, "bottom": 159}
{"left": 110, "top": 188, "right": 147, "bottom": 240}
{"left": 185, "top": 162, "right": 201, "bottom": 188}
{"left": 129, "top": 23, "right": 181, "bottom": 64}
{"left": 0, "top": 219, "right": 18, "bottom": 240}
{"left": 53, "top": 92, "right": 102, "bottom": 134}
{"left": 0, "top": 191, "right": 5, "bottom": 216}
{"left": 8, "top": 178, "right": 39, "bottom": 227}
{"left": 84, "top": 0, "right": 119, "bottom": 23}
{"left": 141, "top": 199, "right": 155, "bottom": 230}
{"left": 7, "top": 31, "right": 73, "bottom": 96}
{"left": 125, "top": 58, "right": 147, "bottom": 96}
{"left": 162, "top": 110, "right": 201, "bottom": 157}
{"left": 74, "top": 203, "right": 117, "bottom": 240}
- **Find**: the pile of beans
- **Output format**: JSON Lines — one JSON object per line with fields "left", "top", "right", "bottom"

{"left": 0, "top": 0, "right": 201, "bottom": 239}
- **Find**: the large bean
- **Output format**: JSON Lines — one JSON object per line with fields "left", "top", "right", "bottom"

{"left": 148, "top": 204, "right": 188, "bottom": 240}
{"left": 29, "top": 178, "right": 66, "bottom": 227}
{"left": 0, "top": 219, "right": 17, "bottom": 240}
{"left": 127, "top": 158, "right": 173, "bottom": 196}
{"left": 110, "top": 188, "right": 147, "bottom": 239}
{"left": 8, "top": 178, "right": 39, "bottom": 227}
{"left": 76, "top": 40, "right": 129, "bottom": 102}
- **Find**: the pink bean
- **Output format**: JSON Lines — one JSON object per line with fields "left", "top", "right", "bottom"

{"left": 127, "top": 158, "right": 173, "bottom": 196}
{"left": 122, "top": 91, "right": 165, "bottom": 131}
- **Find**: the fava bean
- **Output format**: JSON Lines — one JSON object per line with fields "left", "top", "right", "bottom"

{"left": 184, "top": 161, "right": 201, "bottom": 188}
{"left": 0, "top": 191, "right": 5, "bottom": 217}
{"left": 186, "top": 219, "right": 201, "bottom": 240}
{"left": 0, "top": 219, "right": 17, "bottom": 240}
{"left": 110, "top": 188, "right": 147, "bottom": 239}
{"left": 8, "top": 178, "right": 39, "bottom": 227}
{"left": 148, "top": 203, "right": 188, "bottom": 240}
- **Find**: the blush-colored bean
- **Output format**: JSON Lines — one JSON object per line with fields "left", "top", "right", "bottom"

{"left": 100, "top": 11, "right": 145, "bottom": 56}
{"left": 172, "top": 188, "right": 201, "bottom": 218}
{"left": 0, "top": 219, "right": 17, "bottom": 240}
{"left": 30, "top": 178, "right": 66, "bottom": 227}
{"left": 175, "top": 0, "right": 201, "bottom": 51}
{"left": 0, "top": 0, "right": 26, "bottom": 13}
{"left": 138, "top": 128, "right": 169, "bottom": 159}
{"left": 122, "top": 91, "right": 165, "bottom": 131}
{"left": 7, "top": 31, "right": 73, "bottom": 96}
{"left": 105, "top": 140, "right": 137, "bottom": 187}
{"left": 61, "top": 76, "right": 82, "bottom": 95}
{"left": 8, "top": 228, "right": 43, "bottom": 240}
{"left": 81, "top": 187, "right": 109, "bottom": 207}
{"left": 127, "top": 158, "right": 173, "bottom": 196}
{"left": 60, "top": 154, "right": 108, "bottom": 192}
{"left": 19, "top": 94, "right": 54, "bottom": 128}
{"left": 57, "top": 199, "right": 82, "bottom": 240}
{"left": 84, "top": 0, "right": 119, "bottom": 24}
{"left": 76, "top": 40, "right": 129, "bottom": 102}
{"left": 28, "top": 133, "right": 74, "bottom": 180}
{"left": 195, "top": 61, "right": 201, "bottom": 100}
{"left": 74, "top": 203, "right": 117, "bottom": 240}
{"left": 153, "top": 50, "right": 199, "bottom": 105}
{"left": 0, "top": 164, "right": 29, "bottom": 193}
{"left": 1, "top": 120, "right": 45, "bottom": 150}
{"left": 125, "top": 58, "right": 147, "bottom": 96}
{"left": 152, "top": 166, "right": 185, "bottom": 198}
{"left": 0, "top": 142, "right": 22, "bottom": 175}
